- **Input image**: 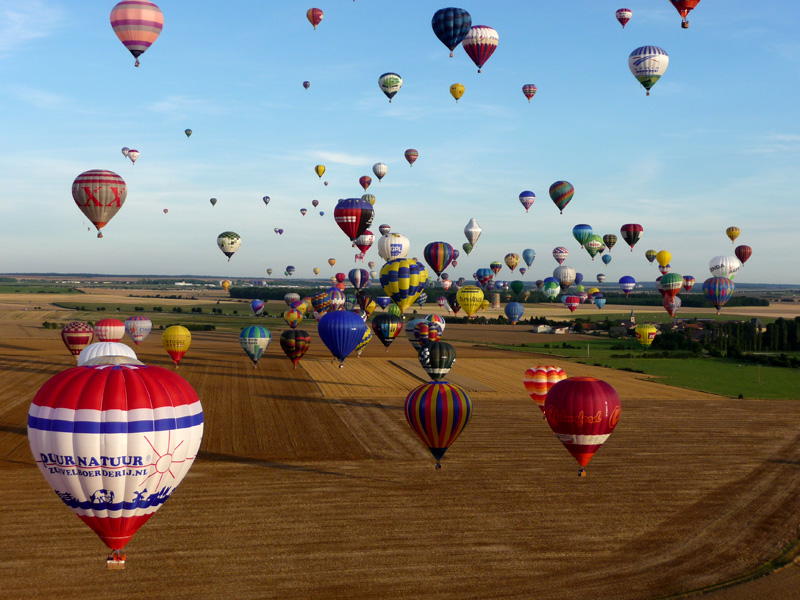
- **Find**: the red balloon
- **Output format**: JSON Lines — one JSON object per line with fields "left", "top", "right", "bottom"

{"left": 564, "top": 295, "right": 580, "bottom": 313}
{"left": 735, "top": 245, "right": 752, "bottom": 264}
{"left": 333, "top": 198, "right": 374, "bottom": 242}
{"left": 544, "top": 377, "right": 621, "bottom": 475}
{"left": 359, "top": 175, "right": 372, "bottom": 191}
{"left": 61, "top": 321, "right": 94, "bottom": 357}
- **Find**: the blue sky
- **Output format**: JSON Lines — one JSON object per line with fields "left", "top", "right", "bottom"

{"left": 1, "top": 1, "right": 798, "bottom": 285}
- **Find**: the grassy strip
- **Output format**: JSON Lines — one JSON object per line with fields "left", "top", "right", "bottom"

{"left": 655, "top": 537, "right": 800, "bottom": 599}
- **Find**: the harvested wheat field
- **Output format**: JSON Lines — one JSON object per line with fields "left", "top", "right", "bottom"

{"left": 2, "top": 301, "right": 800, "bottom": 600}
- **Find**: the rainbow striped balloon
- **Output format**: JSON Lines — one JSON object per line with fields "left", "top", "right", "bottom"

{"left": 523, "top": 366, "right": 567, "bottom": 412}
{"left": 110, "top": 1, "right": 164, "bottom": 67}
{"left": 405, "top": 381, "right": 472, "bottom": 468}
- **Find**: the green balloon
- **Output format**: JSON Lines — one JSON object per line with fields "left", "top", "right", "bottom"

{"left": 387, "top": 303, "right": 403, "bottom": 319}
{"left": 462, "top": 242, "right": 473, "bottom": 255}
{"left": 510, "top": 280, "right": 524, "bottom": 295}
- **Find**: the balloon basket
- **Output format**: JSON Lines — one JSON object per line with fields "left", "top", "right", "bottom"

{"left": 434, "top": 462, "right": 442, "bottom": 470}
{"left": 578, "top": 467, "right": 587, "bottom": 477}
{"left": 106, "top": 552, "right": 126, "bottom": 569}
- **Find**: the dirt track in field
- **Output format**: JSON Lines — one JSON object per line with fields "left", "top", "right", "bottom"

{"left": 2, "top": 299, "right": 800, "bottom": 599}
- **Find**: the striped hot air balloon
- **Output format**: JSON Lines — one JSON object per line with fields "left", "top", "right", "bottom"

{"left": 94, "top": 319, "right": 125, "bottom": 342}
{"left": 549, "top": 181, "right": 574, "bottom": 213}
{"left": 523, "top": 366, "right": 567, "bottom": 412}
{"left": 462, "top": 25, "right": 499, "bottom": 73}
{"left": 405, "top": 381, "right": 472, "bottom": 469}
{"left": 239, "top": 326, "right": 271, "bottom": 367}
{"left": 27, "top": 363, "right": 203, "bottom": 565}
{"left": 110, "top": 1, "right": 164, "bottom": 67}
{"left": 61, "top": 322, "right": 94, "bottom": 358}
{"left": 280, "top": 329, "right": 311, "bottom": 368}
{"left": 72, "top": 170, "right": 127, "bottom": 238}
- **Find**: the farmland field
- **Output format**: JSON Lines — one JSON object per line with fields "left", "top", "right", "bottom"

{"left": 1, "top": 287, "right": 800, "bottom": 599}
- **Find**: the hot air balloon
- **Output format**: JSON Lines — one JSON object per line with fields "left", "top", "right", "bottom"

{"left": 77, "top": 342, "right": 139, "bottom": 367}
{"left": 404, "top": 149, "right": 418, "bottom": 167}
{"left": 489, "top": 261, "right": 503, "bottom": 276}
{"left": 658, "top": 264, "right": 671, "bottom": 276}
{"left": 464, "top": 218, "right": 482, "bottom": 246}
{"left": 418, "top": 342, "right": 455, "bottom": 381}
{"left": 349, "top": 268, "right": 370, "bottom": 290}
{"left": 318, "top": 310, "right": 367, "bottom": 367}
{"left": 185, "top": 129, "right": 192, "bottom": 137}
{"left": 61, "top": 322, "right": 94, "bottom": 358}
{"left": 504, "top": 253, "right": 520, "bottom": 272}
{"left": 734, "top": 245, "right": 752, "bottom": 265}
{"left": 456, "top": 285, "right": 484, "bottom": 317}
{"left": 406, "top": 318, "right": 426, "bottom": 351}
{"left": 28, "top": 363, "right": 203, "bottom": 565}
{"left": 682, "top": 275, "right": 695, "bottom": 292}
{"left": 221, "top": 279, "right": 231, "bottom": 292}
{"left": 594, "top": 296, "right": 607, "bottom": 309}
{"left": 359, "top": 175, "right": 372, "bottom": 191}
{"left": 240, "top": 326, "right": 271, "bottom": 367}
{"left": 314, "top": 165, "right": 325, "bottom": 178}
{"left": 354, "top": 230, "right": 375, "bottom": 255}
{"left": 709, "top": 256, "right": 741, "bottom": 279}
{"left": 602, "top": 234, "right": 618, "bottom": 252}
{"left": 660, "top": 272, "right": 684, "bottom": 299}
{"left": 327, "top": 258, "right": 337, "bottom": 268}
{"left": 549, "top": 181, "right": 574, "bottom": 214}
{"left": 601, "top": 254, "right": 613, "bottom": 266}
{"left": 372, "top": 162, "right": 387, "bottom": 181}
{"left": 645, "top": 249, "right": 658, "bottom": 264}
{"left": 405, "top": 381, "right": 472, "bottom": 468}
{"left": 663, "top": 295, "right": 682, "bottom": 318}
{"left": 726, "top": 226, "right": 741, "bottom": 244}
{"left": 380, "top": 258, "right": 428, "bottom": 314}
{"left": 110, "top": 0, "right": 164, "bottom": 67}
{"left": 551, "top": 247, "right": 568, "bottom": 265}
{"left": 703, "top": 277, "right": 734, "bottom": 314}
{"left": 307, "top": 7, "right": 323, "bottom": 29}
{"left": 554, "top": 265, "right": 576, "bottom": 293}
{"left": 127, "top": 149, "right": 139, "bottom": 165}
{"left": 375, "top": 295, "right": 392, "bottom": 310}
{"left": 629, "top": 46, "right": 669, "bottom": 96}
{"left": 563, "top": 295, "right": 580, "bottom": 313}
{"left": 93, "top": 318, "right": 125, "bottom": 343}
{"left": 518, "top": 191, "right": 536, "bottom": 213}
{"left": 585, "top": 235, "right": 605, "bottom": 260}
{"left": 124, "top": 316, "right": 152, "bottom": 346}
{"left": 244, "top": 299, "right": 263, "bottom": 318}
{"left": 572, "top": 224, "right": 593, "bottom": 248}
{"left": 449, "top": 83, "right": 465, "bottom": 103}
{"left": 283, "top": 309, "right": 303, "bottom": 329}
{"left": 372, "top": 313, "right": 404, "bottom": 350}
{"left": 655, "top": 250, "right": 671, "bottom": 268}
{"left": 504, "top": 302, "right": 525, "bottom": 325}
{"left": 279, "top": 329, "right": 310, "bottom": 368}
{"left": 209, "top": 197, "right": 217, "bottom": 207}
{"left": 414, "top": 321, "right": 441, "bottom": 352}
{"left": 544, "top": 377, "right": 621, "bottom": 476}
{"left": 670, "top": 0, "right": 701, "bottom": 28}
{"left": 217, "top": 231, "right": 241, "bottom": 261}
{"left": 423, "top": 242, "right": 454, "bottom": 278}
{"left": 462, "top": 25, "right": 499, "bottom": 73}
{"left": 635, "top": 324, "right": 658, "bottom": 350}
{"left": 522, "top": 84, "right": 537, "bottom": 102}
{"left": 353, "top": 327, "right": 373, "bottom": 357}
{"left": 596, "top": 274, "right": 606, "bottom": 284}
{"left": 619, "top": 224, "right": 643, "bottom": 251}
{"left": 303, "top": 81, "right": 310, "bottom": 90}
{"left": 72, "top": 170, "right": 127, "bottom": 238}
{"left": 523, "top": 366, "right": 567, "bottom": 412}
{"left": 377, "top": 233, "right": 410, "bottom": 261}
{"left": 521, "top": 249, "right": 536, "bottom": 268}
{"left": 431, "top": 7, "right": 472, "bottom": 57}
{"left": 378, "top": 224, "right": 391, "bottom": 236}
{"left": 618, "top": 275, "right": 636, "bottom": 297}
{"left": 334, "top": 198, "right": 374, "bottom": 241}
{"left": 378, "top": 72, "right": 403, "bottom": 102}
{"left": 300, "top": 208, "right": 307, "bottom": 216}
{"left": 462, "top": 242, "right": 473, "bottom": 255}
{"left": 162, "top": 325, "right": 191, "bottom": 366}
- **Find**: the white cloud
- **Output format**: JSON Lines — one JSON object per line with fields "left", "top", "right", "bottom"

{"left": 145, "top": 95, "right": 224, "bottom": 118}
{"left": 9, "top": 84, "right": 70, "bottom": 110}
{"left": 0, "top": 3, "right": 63, "bottom": 53}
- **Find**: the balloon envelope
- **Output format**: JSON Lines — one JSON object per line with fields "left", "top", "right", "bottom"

{"left": 28, "top": 363, "right": 203, "bottom": 551}
{"left": 405, "top": 381, "right": 472, "bottom": 467}
{"left": 431, "top": 7, "right": 472, "bottom": 56}
{"left": 72, "top": 170, "right": 127, "bottom": 237}
{"left": 318, "top": 311, "right": 367, "bottom": 366}
{"left": 523, "top": 365, "right": 567, "bottom": 412}
{"left": 239, "top": 326, "right": 271, "bottom": 365}
{"left": 110, "top": 0, "right": 164, "bottom": 67}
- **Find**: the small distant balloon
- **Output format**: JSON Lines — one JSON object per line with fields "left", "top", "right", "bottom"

{"left": 522, "top": 84, "right": 537, "bottom": 102}
{"left": 303, "top": 81, "right": 310, "bottom": 89}
{"left": 307, "top": 8, "right": 323, "bottom": 29}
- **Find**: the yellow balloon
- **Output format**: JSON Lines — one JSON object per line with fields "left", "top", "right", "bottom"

{"left": 313, "top": 267, "right": 320, "bottom": 275}
{"left": 480, "top": 299, "right": 491, "bottom": 311}
{"left": 380, "top": 258, "right": 428, "bottom": 314}
{"left": 450, "top": 83, "right": 465, "bottom": 103}
{"left": 364, "top": 300, "right": 377, "bottom": 315}
{"left": 655, "top": 250, "right": 671, "bottom": 268}
{"left": 457, "top": 285, "right": 485, "bottom": 317}
{"left": 635, "top": 324, "right": 658, "bottom": 349}
{"left": 221, "top": 279, "right": 231, "bottom": 292}
{"left": 587, "top": 287, "right": 600, "bottom": 295}
{"left": 162, "top": 325, "right": 191, "bottom": 366}
{"left": 328, "top": 258, "right": 336, "bottom": 267}
{"left": 315, "top": 164, "right": 325, "bottom": 178}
